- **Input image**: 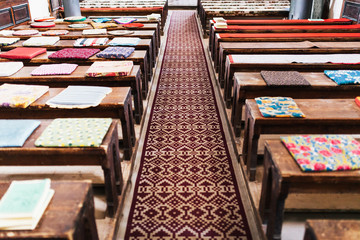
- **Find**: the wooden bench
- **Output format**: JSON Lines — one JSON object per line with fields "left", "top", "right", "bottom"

{"left": 0, "top": 38, "right": 155, "bottom": 71}
{"left": 243, "top": 98, "right": 360, "bottom": 181}
{"left": 208, "top": 18, "right": 354, "bottom": 51}
{"left": 213, "top": 32, "right": 360, "bottom": 69}
{"left": 0, "top": 65, "right": 143, "bottom": 124}
{"left": 231, "top": 72, "right": 360, "bottom": 137}
{"left": 303, "top": 219, "right": 360, "bottom": 240}
{"left": 259, "top": 140, "right": 360, "bottom": 240}
{"left": 0, "top": 180, "right": 99, "bottom": 240}
{"left": 223, "top": 54, "right": 360, "bottom": 108}
{"left": 209, "top": 25, "right": 360, "bottom": 60}
{"left": 0, "top": 49, "right": 150, "bottom": 98}
{"left": 216, "top": 41, "right": 360, "bottom": 75}
{"left": 0, "top": 120, "right": 122, "bottom": 217}
{"left": 0, "top": 87, "right": 135, "bottom": 160}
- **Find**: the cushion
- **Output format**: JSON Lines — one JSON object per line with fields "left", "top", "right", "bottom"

{"left": 34, "top": 16, "right": 55, "bottom": 22}
{"left": 31, "top": 63, "right": 78, "bottom": 76}
{"left": 41, "top": 30, "right": 69, "bottom": 36}
{"left": 0, "top": 47, "right": 46, "bottom": 60}
{"left": 82, "top": 29, "right": 107, "bottom": 35}
{"left": 281, "top": 135, "right": 360, "bottom": 171}
{"left": 64, "top": 16, "right": 86, "bottom": 22}
{"left": 0, "top": 37, "right": 20, "bottom": 46}
{"left": 260, "top": 71, "right": 311, "bottom": 86}
{"left": 108, "top": 37, "right": 141, "bottom": 46}
{"left": 324, "top": 70, "right": 360, "bottom": 85}
{"left": 122, "top": 23, "right": 144, "bottom": 28}
{"left": 48, "top": 48, "right": 100, "bottom": 59}
{"left": 96, "top": 47, "right": 135, "bottom": 59}
{"left": 68, "top": 24, "right": 89, "bottom": 28}
{"left": 30, "top": 22, "right": 56, "bottom": 28}
{"left": 22, "top": 36, "right": 60, "bottom": 47}
{"left": 255, "top": 97, "right": 305, "bottom": 118}
{"left": 35, "top": 118, "right": 112, "bottom": 147}
{"left": 85, "top": 61, "right": 133, "bottom": 77}
{"left": 92, "top": 18, "right": 112, "bottom": 23}
{"left": 0, "top": 30, "right": 14, "bottom": 36}
{"left": 108, "top": 30, "right": 134, "bottom": 35}
{"left": 113, "top": 17, "right": 137, "bottom": 24}
{"left": 12, "top": 30, "right": 39, "bottom": 36}
{"left": 0, "top": 62, "right": 24, "bottom": 77}
{"left": 73, "top": 38, "right": 108, "bottom": 47}
{"left": 45, "top": 86, "right": 112, "bottom": 109}
{"left": 0, "top": 83, "right": 49, "bottom": 108}
{"left": 0, "top": 120, "right": 41, "bottom": 147}
{"left": 90, "top": 22, "right": 117, "bottom": 29}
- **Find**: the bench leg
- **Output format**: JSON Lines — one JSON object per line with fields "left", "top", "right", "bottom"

{"left": 119, "top": 97, "right": 135, "bottom": 160}
{"left": 259, "top": 147, "right": 273, "bottom": 223}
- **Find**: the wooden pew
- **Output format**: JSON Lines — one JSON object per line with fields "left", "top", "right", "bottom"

{"left": 0, "top": 180, "right": 99, "bottom": 239}
{"left": 209, "top": 24, "right": 360, "bottom": 59}
{"left": 0, "top": 48, "right": 150, "bottom": 98}
{"left": 260, "top": 140, "right": 360, "bottom": 240}
{"left": 208, "top": 18, "right": 354, "bottom": 47}
{"left": 0, "top": 87, "right": 135, "bottom": 160}
{"left": 0, "top": 65, "right": 143, "bottom": 124}
{"left": 243, "top": 98, "right": 360, "bottom": 181}
{"left": 216, "top": 41, "right": 360, "bottom": 78}
{"left": 231, "top": 72, "right": 360, "bottom": 137}
{"left": 303, "top": 219, "right": 360, "bottom": 240}
{"left": 0, "top": 120, "right": 122, "bottom": 217}
{"left": 212, "top": 32, "right": 360, "bottom": 65}
{"left": 222, "top": 53, "right": 360, "bottom": 108}
{"left": 197, "top": 0, "right": 290, "bottom": 35}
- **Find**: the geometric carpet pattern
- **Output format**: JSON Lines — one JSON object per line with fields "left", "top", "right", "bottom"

{"left": 125, "top": 11, "right": 252, "bottom": 239}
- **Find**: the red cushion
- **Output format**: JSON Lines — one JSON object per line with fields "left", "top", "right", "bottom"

{"left": 224, "top": 24, "right": 360, "bottom": 30}
{"left": 0, "top": 47, "right": 46, "bottom": 59}
{"left": 122, "top": 23, "right": 144, "bottom": 28}
{"left": 30, "top": 22, "right": 56, "bottom": 28}
{"left": 78, "top": 7, "right": 163, "bottom": 12}
{"left": 218, "top": 32, "right": 360, "bottom": 38}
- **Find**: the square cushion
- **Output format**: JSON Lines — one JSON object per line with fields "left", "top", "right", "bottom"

{"left": 82, "top": 29, "right": 107, "bottom": 35}
{"left": 255, "top": 97, "right": 305, "bottom": 118}
{"left": 73, "top": 38, "right": 108, "bottom": 47}
{"left": 22, "top": 36, "right": 60, "bottom": 47}
{"left": 108, "top": 37, "right": 141, "bottom": 46}
{"left": 0, "top": 120, "right": 41, "bottom": 147}
{"left": 96, "top": 47, "right": 135, "bottom": 59}
{"left": 48, "top": 48, "right": 100, "bottom": 59}
{"left": 0, "top": 47, "right": 46, "bottom": 60}
{"left": 0, "top": 62, "right": 24, "bottom": 77}
{"left": 0, "top": 37, "right": 20, "bottom": 46}
{"left": 85, "top": 61, "right": 133, "bottom": 77}
{"left": 90, "top": 22, "right": 117, "bottom": 29}
{"left": 31, "top": 63, "right": 78, "bottom": 76}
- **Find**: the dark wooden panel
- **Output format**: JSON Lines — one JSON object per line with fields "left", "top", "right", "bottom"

{"left": 0, "top": 7, "right": 13, "bottom": 30}
{"left": 50, "top": 0, "right": 62, "bottom": 12}
{"left": 342, "top": 1, "right": 360, "bottom": 21}
{"left": 12, "top": 3, "right": 30, "bottom": 24}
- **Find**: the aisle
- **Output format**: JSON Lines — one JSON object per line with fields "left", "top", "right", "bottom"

{"left": 124, "top": 11, "right": 254, "bottom": 239}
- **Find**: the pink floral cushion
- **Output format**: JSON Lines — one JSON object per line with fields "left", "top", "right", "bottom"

{"left": 0, "top": 47, "right": 46, "bottom": 59}
{"left": 281, "top": 135, "right": 360, "bottom": 171}
{"left": 31, "top": 63, "right": 78, "bottom": 76}
{"left": 48, "top": 48, "right": 100, "bottom": 59}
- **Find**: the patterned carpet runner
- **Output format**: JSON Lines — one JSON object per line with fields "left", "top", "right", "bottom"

{"left": 125, "top": 11, "right": 252, "bottom": 239}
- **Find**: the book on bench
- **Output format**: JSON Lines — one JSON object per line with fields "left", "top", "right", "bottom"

{"left": 0, "top": 179, "right": 54, "bottom": 230}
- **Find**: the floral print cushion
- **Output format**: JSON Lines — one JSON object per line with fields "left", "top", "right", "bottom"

{"left": 85, "top": 61, "right": 133, "bottom": 77}
{"left": 48, "top": 48, "right": 100, "bottom": 59}
{"left": 35, "top": 118, "right": 112, "bottom": 147}
{"left": 255, "top": 97, "right": 305, "bottom": 118}
{"left": 96, "top": 47, "right": 135, "bottom": 59}
{"left": 324, "top": 70, "right": 360, "bottom": 85}
{"left": 281, "top": 135, "right": 360, "bottom": 171}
